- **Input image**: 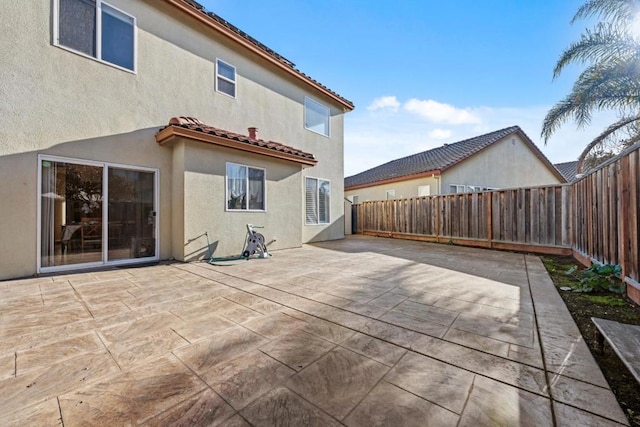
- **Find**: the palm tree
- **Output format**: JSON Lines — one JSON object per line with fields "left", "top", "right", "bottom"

{"left": 542, "top": 0, "right": 640, "bottom": 173}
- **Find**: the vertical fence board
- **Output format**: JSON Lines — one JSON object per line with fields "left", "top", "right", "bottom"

{"left": 352, "top": 146, "right": 638, "bottom": 291}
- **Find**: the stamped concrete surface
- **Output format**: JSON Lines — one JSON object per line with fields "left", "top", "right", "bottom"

{"left": 0, "top": 235, "right": 629, "bottom": 426}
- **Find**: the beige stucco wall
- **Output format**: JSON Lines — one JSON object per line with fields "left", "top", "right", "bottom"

{"left": 441, "top": 135, "right": 562, "bottom": 192}
{"left": 177, "top": 140, "right": 303, "bottom": 261}
{"left": 344, "top": 199, "right": 353, "bottom": 235}
{"left": 345, "top": 175, "right": 440, "bottom": 202}
{"left": 0, "top": 1, "right": 347, "bottom": 279}
{"left": 344, "top": 135, "right": 562, "bottom": 203}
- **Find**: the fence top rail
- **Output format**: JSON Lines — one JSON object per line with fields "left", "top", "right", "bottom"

{"left": 354, "top": 183, "right": 571, "bottom": 205}
{"left": 573, "top": 141, "right": 640, "bottom": 182}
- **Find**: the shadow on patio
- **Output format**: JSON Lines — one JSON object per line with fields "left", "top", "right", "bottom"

{"left": 0, "top": 235, "right": 629, "bottom": 426}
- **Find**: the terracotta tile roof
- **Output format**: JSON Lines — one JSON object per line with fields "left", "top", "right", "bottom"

{"left": 158, "top": 117, "right": 316, "bottom": 164}
{"left": 171, "top": 0, "right": 354, "bottom": 110}
{"left": 554, "top": 161, "right": 579, "bottom": 182}
{"left": 345, "top": 126, "right": 565, "bottom": 189}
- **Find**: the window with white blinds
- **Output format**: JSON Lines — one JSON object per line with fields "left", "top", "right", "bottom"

{"left": 305, "top": 177, "right": 330, "bottom": 225}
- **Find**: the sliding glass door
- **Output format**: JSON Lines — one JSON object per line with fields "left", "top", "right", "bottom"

{"left": 39, "top": 156, "right": 157, "bottom": 271}
{"left": 107, "top": 168, "right": 155, "bottom": 261}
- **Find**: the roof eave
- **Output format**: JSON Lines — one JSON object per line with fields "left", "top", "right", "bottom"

{"left": 156, "top": 126, "right": 318, "bottom": 166}
{"left": 163, "top": 0, "right": 354, "bottom": 112}
{"left": 345, "top": 170, "right": 441, "bottom": 191}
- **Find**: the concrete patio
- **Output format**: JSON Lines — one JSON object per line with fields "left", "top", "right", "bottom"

{"left": 0, "top": 235, "right": 629, "bottom": 426}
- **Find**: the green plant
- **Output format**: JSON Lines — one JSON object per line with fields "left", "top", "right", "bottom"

{"left": 565, "top": 264, "right": 625, "bottom": 293}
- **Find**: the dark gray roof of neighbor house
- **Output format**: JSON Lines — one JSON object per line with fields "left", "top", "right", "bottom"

{"left": 554, "top": 161, "right": 579, "bottom": 183}
{"left": 345, "top": 126, "right": 564, "bottom": 189}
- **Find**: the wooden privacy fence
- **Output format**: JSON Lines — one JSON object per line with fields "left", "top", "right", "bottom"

{"left": 353, "top": 185, "right": 572, "bottom": 255}
{"left": 352, "top": 144, "right": 640, "bottom": 301}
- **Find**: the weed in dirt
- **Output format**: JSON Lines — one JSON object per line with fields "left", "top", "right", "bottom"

{"left": 542, "top": 256, "right": 640, "bottom": 426}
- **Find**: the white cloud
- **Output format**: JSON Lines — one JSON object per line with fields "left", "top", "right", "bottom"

{"left": 344, "top": 101, "right": 619, "bottom": 177}
{"left": 404, "top": 99, "right": 481, "bottom": 125}
{"left": 428, "top": 128, "right": 452, "bottom": 140}
{"left": 367, "top": 96, "right": 400, "bottom": 112}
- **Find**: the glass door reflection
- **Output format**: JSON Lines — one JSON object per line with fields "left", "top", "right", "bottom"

{"left": 41, "top": 160, "right": 103, "bottom": 267}
{"left": 107, "top": 168, "right": 155, "bottom": 261}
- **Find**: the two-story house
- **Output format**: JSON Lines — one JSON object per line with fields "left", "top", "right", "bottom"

{"left": 0, "top": 0, "right": 353, "bottom": 279}
{"left": 345, "top": 126, "right": 565, "bottom": 202}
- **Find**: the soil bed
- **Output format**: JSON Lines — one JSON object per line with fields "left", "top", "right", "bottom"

{"left": 542, "top": 256, "right": 640, "bottom": 426}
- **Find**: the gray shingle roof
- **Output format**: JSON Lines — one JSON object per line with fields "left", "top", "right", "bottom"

{"left": 554, "top": 161, "right": 579, "bottom": 182}
{"left": 346, "top": 126, "right": 528, "bottom": 188}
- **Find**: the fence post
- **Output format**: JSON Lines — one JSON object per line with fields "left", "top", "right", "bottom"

{"left": 487, "top": 192, "right": 493, "bottom": 247}
{"left": 435, "top": 196, "right": 440, "bottom": 241}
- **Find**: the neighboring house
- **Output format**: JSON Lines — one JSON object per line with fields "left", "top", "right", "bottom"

{"left": 554, "top": 161, "right": 579, "bottom": 183}
{"left": 345, "top": 126, "right": 565, "bottom": 202}
{"left": 0, "top": 0, "right": 353, "bottom": 280}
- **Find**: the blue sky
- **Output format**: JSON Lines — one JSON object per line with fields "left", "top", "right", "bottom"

{"left": 202, "top": 0, "right": 616, "bottom": 176}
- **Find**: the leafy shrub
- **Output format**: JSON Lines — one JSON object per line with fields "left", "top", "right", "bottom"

{"left": 565, "top": 264, "right": 624, "bottom": 293}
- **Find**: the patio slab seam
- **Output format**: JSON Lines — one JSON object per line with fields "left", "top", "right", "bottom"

{"left": 524, "top": 255, "right": 629, "bottom": 426}
{"left": 523, "top": 254, "right": 558, "bottom": 426}
{"left": 177, "top": 263, "right": 555, "bottom": 399}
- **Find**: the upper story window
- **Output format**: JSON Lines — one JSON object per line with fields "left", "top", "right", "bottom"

{"left": 304, "top": 97, "right": 330, "bottom": 137}
{"left": 56, "top": 0, "right": 136, "bottom": 72}
{"left": 226, "top": 163, "right": 265, "bottom": 211}
{"left": 216, "top": 59, "right": 236, "bottom": 98}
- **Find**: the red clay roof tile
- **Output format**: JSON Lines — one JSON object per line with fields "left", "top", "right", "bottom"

{"left": 162, "top": 117, "right": 316, "bottom": 161}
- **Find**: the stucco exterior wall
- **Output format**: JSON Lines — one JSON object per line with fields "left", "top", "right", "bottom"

{"left": 345, "top": 176, "right": 440, "bottom": 202}
{"left": 0, "top": 1, "right": 348, "bottom": 279}
{"left": 441, "top": 135, "right": 562, "bottom": 192}
{"left": 178, "top": 140, "right": 303, "bottom": 261}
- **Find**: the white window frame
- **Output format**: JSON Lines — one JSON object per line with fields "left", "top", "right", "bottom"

{"left": 352, "top": 195, "right": 359, "bottom": 204}
{"left": 450, "top": 184, "right": 466, "bottom": 194}
{"left": 467, "top": 185, "right": 483, "bottom": 192}
{"left": 216, "top": 59, "right": 237, "bottom": 98}
{"left": 386, "top": 190, "right": 396, "bottom": 200}
{"left": 304, "top": 97, "right": 330, "bottom": 137}
{"left": 417, "top": 185, "right": 431, "bottom": 197}
{"left": 52, "top": 0, "right": 137, "bottom": 73}
{"left": 37, "top": 154, "right": 159, "bottom": 274}
{"left": 305, "top": 177, "right": 331, "bottom": 225}
{"left": 225, "top": 162, "right": 266, "bottom": 212}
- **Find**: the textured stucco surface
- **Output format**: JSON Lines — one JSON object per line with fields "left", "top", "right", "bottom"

{"left": 441, "top": 135, "right": 561, "bottom": 192}
{"left": 0, "top": 0, "right": 348, "bottom": 279}
{"left": 344, "top": 135, "right": 562, "bottom": 202}
{"left": 345, "top": 176, "right": 439, "bottom": 202}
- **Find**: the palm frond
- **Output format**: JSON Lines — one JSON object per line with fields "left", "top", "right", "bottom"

{"left": 543, "top": 57, "right": 640, "bottom": 142}
{"left": 553, "top": 23, "right": 638, "bottom": 78}
{"left": 572, "top": 0, "right": 640, "bottom": 25}
{"left": 576, "top": 113, "right": 640, "bottom": 172}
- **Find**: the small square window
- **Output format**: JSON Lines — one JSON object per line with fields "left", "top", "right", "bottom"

{"left": 56, "top": 0, "right": 135, "bottom": 71}
{"left": 386, "top": 190, "right": 395, "bottom": 200}
{"left": 304, "top": 97, "right": 330, "bottom": 136}
{"left": 216, "top": 59, "right": 236, "bottom": 98}
{"left": 450, "top": 185, "right": 467, "bottom": 194}
{"left": 227, "top": 163, "right": 265, "bottom": 211}
{"left": 418, "top": 185, "right": 431, "bottom": 197}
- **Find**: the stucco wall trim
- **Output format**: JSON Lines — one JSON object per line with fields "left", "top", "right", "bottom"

{"left": 345, "top": 169, "right": 441, "bottom": 191}
{"left": 156, "top": 126, "right": 318, "bottom": 166}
